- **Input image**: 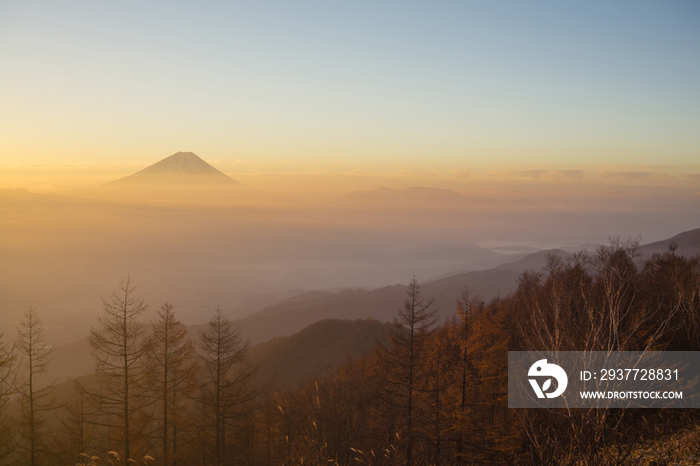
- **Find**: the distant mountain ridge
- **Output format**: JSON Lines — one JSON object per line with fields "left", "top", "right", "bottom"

{"left": 639, "top": 228, "right": 700, "bottom": 258}
{"left": 42, "top": 227, "right": 700, "bottom": 384}
{"left": 338, "top": 187, "right": 497, "bottom": 206}
{"left": 336, "top": 187, "right": 535, "bottom": 209}
{"left": 494, "top": 249, "right": 569, "bottom": 273}
{"left": 211, "top": 228, "right": 700, "bottom": 344}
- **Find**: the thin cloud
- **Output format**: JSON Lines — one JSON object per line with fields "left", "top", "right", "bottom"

{"left": 598, "top": 164, "right": 675, "bottom": 170}
{"left": 501, "top": 169, "right": 587, "bottom": 181}
{"left": 552, "top": 170, "right": 585, "bottom": 179}
{"left": 447, "top": 169, "right": 472, "bottom": 177}
{"left": 599, "top": 171, "right": 652, "bottom": 180}
{"left": 512, "top": 170, "right": 548, "bottom": 178}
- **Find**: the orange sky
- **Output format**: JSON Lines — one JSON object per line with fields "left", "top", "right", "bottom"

{"left": 2, "top": 160, "right": 699, "bottom": 205}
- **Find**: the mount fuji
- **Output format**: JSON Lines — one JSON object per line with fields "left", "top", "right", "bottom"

{"left": 109, "top": 151, "right": 243, "bottom": 186}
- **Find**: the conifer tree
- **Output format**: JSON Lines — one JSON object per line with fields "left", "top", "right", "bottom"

{"left": 50, "top": 386, "right": 97, "bottom": 466}
{"left": 84, "top": 277, "right": 151, "bottom": 463}
{"left": 453, "top": 288, "right": 482, "bottom": 466}
{"left": 378, "top": 278, "right": 437, "bottom": 466}
{"left": 197, "top": 307, "right": 257, "bottom": 466}
{"left": 0, "top": 331, "right": 16, "bottom": 462}
{"left": 16, "top": 306, "right": 55, "bottom": 466}
{"left": 144, "top": 302, "right": 198, "bottom": 466}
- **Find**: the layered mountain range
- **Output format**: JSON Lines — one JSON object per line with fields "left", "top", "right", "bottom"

{"left": 42, "top": 227, "right": 700, "bottom": 386}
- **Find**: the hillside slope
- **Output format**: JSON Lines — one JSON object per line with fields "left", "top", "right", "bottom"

{"left": 250, "top": 318, "right": 393, "bottom": 387}
{"left": 40, "top": 318, "right": 393, "bottom": 395}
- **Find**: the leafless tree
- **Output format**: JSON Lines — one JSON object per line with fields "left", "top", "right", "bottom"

{"left": 452, "top": 287, "right": 483, "bottom": 466}
{"left": 15, "top": 306, "right": 56, "bottom": 466}
{"left": 83, "top": 276, "right": 151, "bottom": 463}
{"left": 144, "top": 302, "right": 198, "bottom": 466}
{"left": 50, "top": 386, "right": 98, "bottom": 466}
{"left": 378, "top": 278, "right": 437, "bottom": 466}
{"left": 516, "top": 239, "right": 685, "bottom": 465}
{"left": 197, "top": 307, "right": 257, "bottom": 466}
{"left": 0, "top": 331, "right": 16, "bottom": 462}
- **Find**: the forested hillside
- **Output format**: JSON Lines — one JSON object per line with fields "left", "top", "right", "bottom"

{"left": 1, "top": 239, "right": 699, "bottom": 466}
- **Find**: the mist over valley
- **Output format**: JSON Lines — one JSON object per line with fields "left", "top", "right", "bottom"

{"left": 3, "top": 152, "right": 699, "bottom": 349}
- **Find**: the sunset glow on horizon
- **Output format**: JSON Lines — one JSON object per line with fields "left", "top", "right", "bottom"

{"left": 1, "top": 1, "right": 699, "bottom": 178}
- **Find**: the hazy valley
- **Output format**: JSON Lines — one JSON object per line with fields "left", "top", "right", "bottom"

{"left": 3, "top": 152, "right": 699, "bottom": 346}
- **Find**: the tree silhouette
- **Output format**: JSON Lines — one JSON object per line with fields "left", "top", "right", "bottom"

{"left": 0, "top": 331, "right": 16, "bottom": 462}
{"left": 144, "top": 302, "right": 198, "bottom": 466}
{"left": 197, "top": 307, "right": 257, "bottom": 466}
{"left": 83, "top": 276, "right": 151, "bottom": 463}
{"left": 452, "top": 288, "right": 483, "bottom": 466}
{"left": 16, "top": 306, "right": 55, "bottom": 466}
{"left": 378, "top": 278, "right": 437, "bottom": 466}
{"left": 50, "top": 385, "right": 97, "bottom": 466}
